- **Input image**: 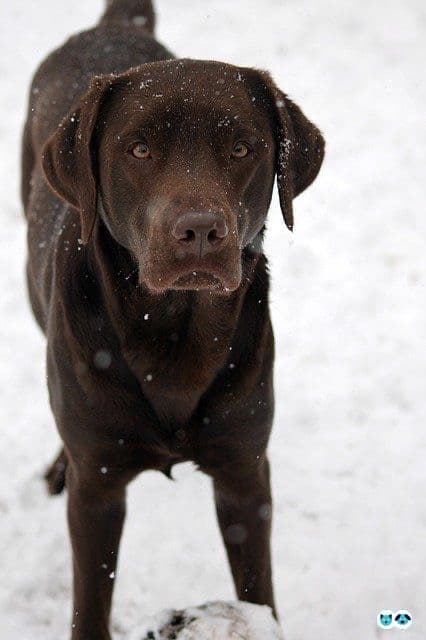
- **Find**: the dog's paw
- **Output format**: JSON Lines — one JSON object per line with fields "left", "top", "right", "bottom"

{"left": 44, "top": 448, "right": 67, "bottom": 495}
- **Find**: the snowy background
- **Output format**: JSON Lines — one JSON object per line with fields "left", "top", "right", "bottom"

{"left": 0, "top": 0, "right": 425, "bottom": 638}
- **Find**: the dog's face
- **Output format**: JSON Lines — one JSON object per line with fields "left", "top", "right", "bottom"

{"left": 96, "top": 62, "right": 277, "bottom": 293}
{"left": 43, "top": 60, "right": 324, "bottom": 293}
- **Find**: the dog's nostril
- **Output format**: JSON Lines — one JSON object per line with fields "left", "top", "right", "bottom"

{"left": 181, "top": 229, "right": 195, "bottom": 243}
{"left": 207, "top": 228, "right": 221, "bottom": 245}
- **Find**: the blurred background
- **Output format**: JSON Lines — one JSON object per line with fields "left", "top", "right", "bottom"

{"left": 0, "top": 1, "right": 425, "bottom": 638}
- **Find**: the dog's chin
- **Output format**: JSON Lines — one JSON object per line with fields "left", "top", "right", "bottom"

{"left": 142, "top": 266, "right": 242, "bottom": 295}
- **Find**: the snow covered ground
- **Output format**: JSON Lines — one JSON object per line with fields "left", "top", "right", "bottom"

{"left": 0, "top": 0, "right": 425, "bottom": 638}
{"left": 127, "top": 601, "right": 283, "bottom": 639}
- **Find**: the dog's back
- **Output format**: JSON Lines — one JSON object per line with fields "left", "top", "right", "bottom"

{"left": 22, "top": 0, "right": 172, "bottom": 209}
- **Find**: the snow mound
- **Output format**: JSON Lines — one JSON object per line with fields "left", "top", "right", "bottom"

{"left": 128, "top": 600, "right": 284, "bottom": 640}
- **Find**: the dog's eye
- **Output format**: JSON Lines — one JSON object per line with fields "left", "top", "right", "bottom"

{"left": 231, "top": 142, "right": 251, "bottom": 159}
{"left": 131, "top": 142, "right": 151, "bottom": 159}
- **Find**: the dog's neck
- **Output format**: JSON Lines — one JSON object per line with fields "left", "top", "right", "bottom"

{"left": 89, "top": 221, "right": 265, "bottom": 425}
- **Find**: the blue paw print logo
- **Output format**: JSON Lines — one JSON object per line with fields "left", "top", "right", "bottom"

{"left": 377, "top": 610, "right": 412, "bottom": 630}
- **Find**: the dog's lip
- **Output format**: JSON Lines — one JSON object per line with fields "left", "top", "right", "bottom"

{"left": 172, "top": 271, "right": 223, "bottom": 288}
{"left": 175, "top": 267, "right": 220, "bottom": 281}
{"left": 144, "top": 264, "right": 241, "bottom": 293}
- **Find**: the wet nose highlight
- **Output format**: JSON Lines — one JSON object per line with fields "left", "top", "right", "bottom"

{"left": 172, "top": 211, "right": 228, "bottom": 258}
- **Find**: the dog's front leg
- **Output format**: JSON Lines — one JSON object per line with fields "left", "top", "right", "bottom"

{"left": 212, "top": 455, "right": 277, "bottom": 617}
{"left": 67, "top": 462, "right": 127, "bottom": 640}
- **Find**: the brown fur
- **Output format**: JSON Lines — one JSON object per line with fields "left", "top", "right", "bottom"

{"left": 22, "top": 1, "right": 324, "bottom": 637}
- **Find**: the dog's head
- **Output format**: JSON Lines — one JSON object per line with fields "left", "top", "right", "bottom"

{"left": 42, "top": 59, "right": 324, "bottom": 293}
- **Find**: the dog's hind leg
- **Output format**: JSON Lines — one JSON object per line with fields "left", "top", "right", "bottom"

{"left": 44, "top": 447, "right": 68, "bottom": 495}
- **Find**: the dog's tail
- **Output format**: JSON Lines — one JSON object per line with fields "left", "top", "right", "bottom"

{"left": 100, "top": 0, "right": 156, "bottom": 34}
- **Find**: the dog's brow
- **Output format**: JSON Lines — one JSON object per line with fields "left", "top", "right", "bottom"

{"left": 119, "top": 108, "right": 259, "bottom": 140}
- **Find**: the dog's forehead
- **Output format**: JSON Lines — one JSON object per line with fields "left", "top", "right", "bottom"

{"left": 127, "top": 59, "right": 254, "bottom": 97}
{"left": 108, "top": 59, "right": 269, "bottom": 130}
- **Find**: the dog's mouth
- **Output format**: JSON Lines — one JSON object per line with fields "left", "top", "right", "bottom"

{"left": 172, "top": 271, "right": 225, "bottom": 291}
{"left": 142, "top": 263, "right": 242, "bottom": 294}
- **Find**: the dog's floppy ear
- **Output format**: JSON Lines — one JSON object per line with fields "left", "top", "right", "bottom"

{"left": 255, "top": 72, "right": 325, "bottom": 231}
{"left": 42, "top": 75, "right": 114, "bottom": 244}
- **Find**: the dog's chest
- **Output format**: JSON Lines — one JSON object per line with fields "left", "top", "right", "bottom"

{"left": 100, "top": 283, "right": 244, "bottom": 427}
{"left": 121, "top": 318, "right": 234, "bottom": 427}
{"left": 125, "top": 338, "right": 229, "bottom": 426}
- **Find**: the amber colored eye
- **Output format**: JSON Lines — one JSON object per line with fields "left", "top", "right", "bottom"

{"left": 131, "top": 142, "right": 150, "bottom": 159}
{"left": 231, "top": 141, "right": 251, "bottom": 158}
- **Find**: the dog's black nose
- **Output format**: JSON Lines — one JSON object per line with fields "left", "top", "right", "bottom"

{"left": 172, "top": 212, "right": 228, "bottom": 258}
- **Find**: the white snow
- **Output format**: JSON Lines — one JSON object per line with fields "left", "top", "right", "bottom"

{"left": 0, "top": 1, "right": 425, "bottom": 639}
{"left": 128, "top": 601, "right": 283, "bottom": 639}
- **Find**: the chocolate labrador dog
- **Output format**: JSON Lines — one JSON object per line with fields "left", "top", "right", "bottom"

{"left": 22, "top": 0, "right": 324, "bottom": 637}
